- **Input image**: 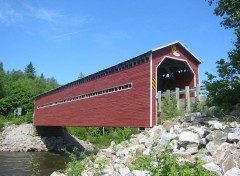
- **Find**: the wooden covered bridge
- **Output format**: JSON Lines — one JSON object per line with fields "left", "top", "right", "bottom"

{"left": 34, "top": 41, "right": 201, "bottom": 128}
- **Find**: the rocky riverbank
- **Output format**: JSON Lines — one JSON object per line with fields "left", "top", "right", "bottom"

{"left": 0, "top": 124, "right": 94, "bottom": 152}
{"left": 77, "top": 110, "right": 240, "bottom": 176}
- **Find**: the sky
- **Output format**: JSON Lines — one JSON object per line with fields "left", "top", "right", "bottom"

{"left": 0, "top": 0, "right": 236, "bottom": 85}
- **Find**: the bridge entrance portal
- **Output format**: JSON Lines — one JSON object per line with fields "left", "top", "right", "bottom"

{"left": 156, "top": 57, "right": 195, "bottom": 93}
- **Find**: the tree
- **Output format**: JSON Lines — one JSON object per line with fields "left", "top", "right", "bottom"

{"left": 204, "top": 0, "right": 240, "bottom": 110}
{"left": 0, "top": 62, "right": 5, "bottom": 98}
{"left": 24, "top": 62, "right": 36, "bottom": 79}
{"left": 78, "top": 72, "right": 85, "bottom": 79}
{"left": 0, "top": 62, "right": 3, "bottom": 72}
{"left": 40, "top": 73, "right": 44, "bottom": 79}
{"left": 0, "top": 61, "right": 59, "bottom": 117}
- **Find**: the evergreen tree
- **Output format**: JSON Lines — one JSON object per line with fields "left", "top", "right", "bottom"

{"left": 0, "top": 62, "right": 5, "bottom": 98}
{"left": 24, "top": 62, "right": 36, "bottom": 79}
{"left": 0, "top": 62, "right": 3, "bottom": 72}
{"left": 40, "top": 73, "right": 44, "bottom": 79}
{"left": 78, "top": 72, "right": 85, "bottom": 79}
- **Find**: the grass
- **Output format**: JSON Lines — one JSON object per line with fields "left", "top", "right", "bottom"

{"left": 66, "top": 127, "right": 138, "bottom": 148}
{"left": 0, "top": 112, "right": 33, "bottom": 131}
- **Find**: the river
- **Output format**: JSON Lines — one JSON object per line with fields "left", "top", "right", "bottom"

{"left": 0, "top": 151, "right": 70, "bottom": 176}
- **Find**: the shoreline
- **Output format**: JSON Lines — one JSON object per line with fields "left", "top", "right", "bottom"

{"left": 0, "top": 123, "right": 94, "bottom": 152}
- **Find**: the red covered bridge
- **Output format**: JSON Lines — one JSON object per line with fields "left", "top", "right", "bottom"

{"left": 34, "top": 41, "right": 201, "bottom": 127}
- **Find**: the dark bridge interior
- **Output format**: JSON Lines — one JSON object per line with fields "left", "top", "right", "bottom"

{"left": 157, "top": 58, "right": 194, "bottom": 92}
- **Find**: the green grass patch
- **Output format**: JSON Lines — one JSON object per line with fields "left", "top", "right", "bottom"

{"left": 0, "top": 112, "right": 33, "bottom": 131}
{"left": 66, "top": 127, "right": 138, "bottom": 148}
{"left": 160, "top": 96, "right": 184, "bottom": 121}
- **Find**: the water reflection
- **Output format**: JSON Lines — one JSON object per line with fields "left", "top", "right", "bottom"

{"left": 0, "top": 152, "right": 69, "bottom": 176}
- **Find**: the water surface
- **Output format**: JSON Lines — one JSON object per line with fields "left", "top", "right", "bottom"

{"left": 0, "top": 151, "right": 69, "bottom": 176}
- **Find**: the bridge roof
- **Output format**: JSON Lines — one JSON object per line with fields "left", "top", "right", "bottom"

{"left": 36, "top": 41, "right": 201, "bottom": 99}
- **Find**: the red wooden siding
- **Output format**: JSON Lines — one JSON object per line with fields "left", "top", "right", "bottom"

{"left": 34, "top": 61, "right": 151, "bottom": 127}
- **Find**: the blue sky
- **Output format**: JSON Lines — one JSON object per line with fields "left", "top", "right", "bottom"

{"left": 0, "top": 0, "right": 235, "bottom": 85}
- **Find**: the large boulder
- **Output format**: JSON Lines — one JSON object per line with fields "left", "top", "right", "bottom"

{"left": 206, "top": 130, "right": 227, "bottom": 143}
{"left": 206, "top": 141, "right": 219, "bottom": 155}
{"left": 119, "top": 167, "right": 130, "bottom": 176}
{"left": 205, "top": 130, "right": 228, "bottom": 155}
{"left": 202, "top": 163, "right": 223, "bottom": 176}
{"left": 132, "top": 170, "right": 152, "bottom": 176}
{"left": 227, "top": 133, "right": 240, "bottom": 143}
{"left": 212, "top": 142, "right": 240, "bottom": 173}
{"left": 208, "top": 120, "right": 224, "bottom": 130}
{"left": 224, "top": 167, "right": 240, "bottom": 176}
{"left": 159, "top": 133, "right": 175, "bottom": 145}
{"left": 178, "top": 131, "right": 200, "bottom": 146}
{"left": 186, "top": 126, "right": 209, "bottom": 138}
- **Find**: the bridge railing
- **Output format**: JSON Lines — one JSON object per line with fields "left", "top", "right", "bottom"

{"left": 157, "top": 84, "right": 206, "bottom": 113}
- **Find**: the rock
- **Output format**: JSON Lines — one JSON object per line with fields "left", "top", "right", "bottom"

{"left": 224, "top": 167, "right": 240, "bottom": 176}
{"left": 212, "top": 143, "right": 235, "bottom": 164}
{"left": 229, "top": 122, "right": 238, "bottom": 128}
{"left": 173, "top": 150, "right": 191, "bottom": 156}
{"left": 173, "top": 124, "right": 182, "bottom": 134}
{"left": 202, "top": 163, "right": 223, "bottom": 176}
{"left": 178, "top": 131, "right": 200, "bottom": 146}
{"left": 139, "top": 137, "right": 148, "bottom": 144}
{"left": 231, "top": 104, "right": 240, "bottom": 118}
{"left": 233, "top": 126, "right": 240, "bottom": 134}
{"left": 206, "top": 141, "right": 220, "bottom": 155}
{"left": 143, "top": 148, "right": 151, "bottom": 156}
{"left": 117, "top": 144, "right": 145, "bottom": 158}
{"left": 237, "top": 141, "right": 240, "bottom": 149}
{"left": 159, "top": 133, "right": 175, "bottom": 145}
{"left": 136, "top": 147, "right": 145, "bottom": 155}
{"left": 223, "top": 125, "right": 233, "bottom": 133}
{"left": 132, "top": 170, "right": 152, "bottom": 176}
{"left": 149, "top": 125, "right": 163, "bottom": 137}
{"left": 163, "top": 120, "right": 176, "bottom": 132}
{"left": 180, "top": 122, "right": 192, "bottom": 128}
{"left": 200, "top": 138, "right": 207, "bottom": 145}
{"left": 212, "top": 143, "right": 240, "bottom": 173}
{"left": 186, "top": 126, "right": 209, "bottom": 138}
{"left": 227, "top": 133, "right": 240, "bottom": 143}
{"left": 208, "top": 120, "right": 223, "bottom": 130}
{"left": 124, "top": 155, "right": 135, "bottom": 165}
{"left": 221, "top": 149, "right": 240, "bottom": 173}
{"left": 185, "top": 144, "right": 199, "bottom": 155}
{"left": 206, "top": 130, "right": 227, "bottom": 143}
{"left": 50, "top": 171, "right": 66, "bottom": 176}
{"left": 185, "top": 112, "right": 202, "bottom": 123}
{"left": 119, "top": 167, "right": 130, "bottom": 176}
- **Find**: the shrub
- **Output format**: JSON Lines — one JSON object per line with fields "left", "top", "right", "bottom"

{"left": 131, "top": 144, "right": 216, "bottom": 176}
{"left": 64, "top": 150, "right": 89, "bottom": 176}
{"left": 161, "top": 96, "right": 184, "bottom": 119}
{"left": 28, "top": 154, "right": 40, "bottom": 176}
{"left": 66, "top": 127, "right": 137, "bottom": 148}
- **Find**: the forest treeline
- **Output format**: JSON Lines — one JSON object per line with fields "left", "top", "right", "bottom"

{"left": 0, "top": 61, "right": 59, "bottom": 117}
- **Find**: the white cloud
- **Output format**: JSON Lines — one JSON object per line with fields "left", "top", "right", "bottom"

{"left": 24, "top": 3, "right": 89, "bottom": 27}
{"left": 0, "top": 1, "right": 92, "bottom": 42}
{"left": 0, "top": 1, "right": 22, "bottom": 25}
{"left": 35, "top": 8, "right": 63, "bottom": 23}
{"left": 50, "top": 30, "right": 83, "bottom": 41}
{"left": 95, "top": 31, "right": 130, "bottom": 49}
